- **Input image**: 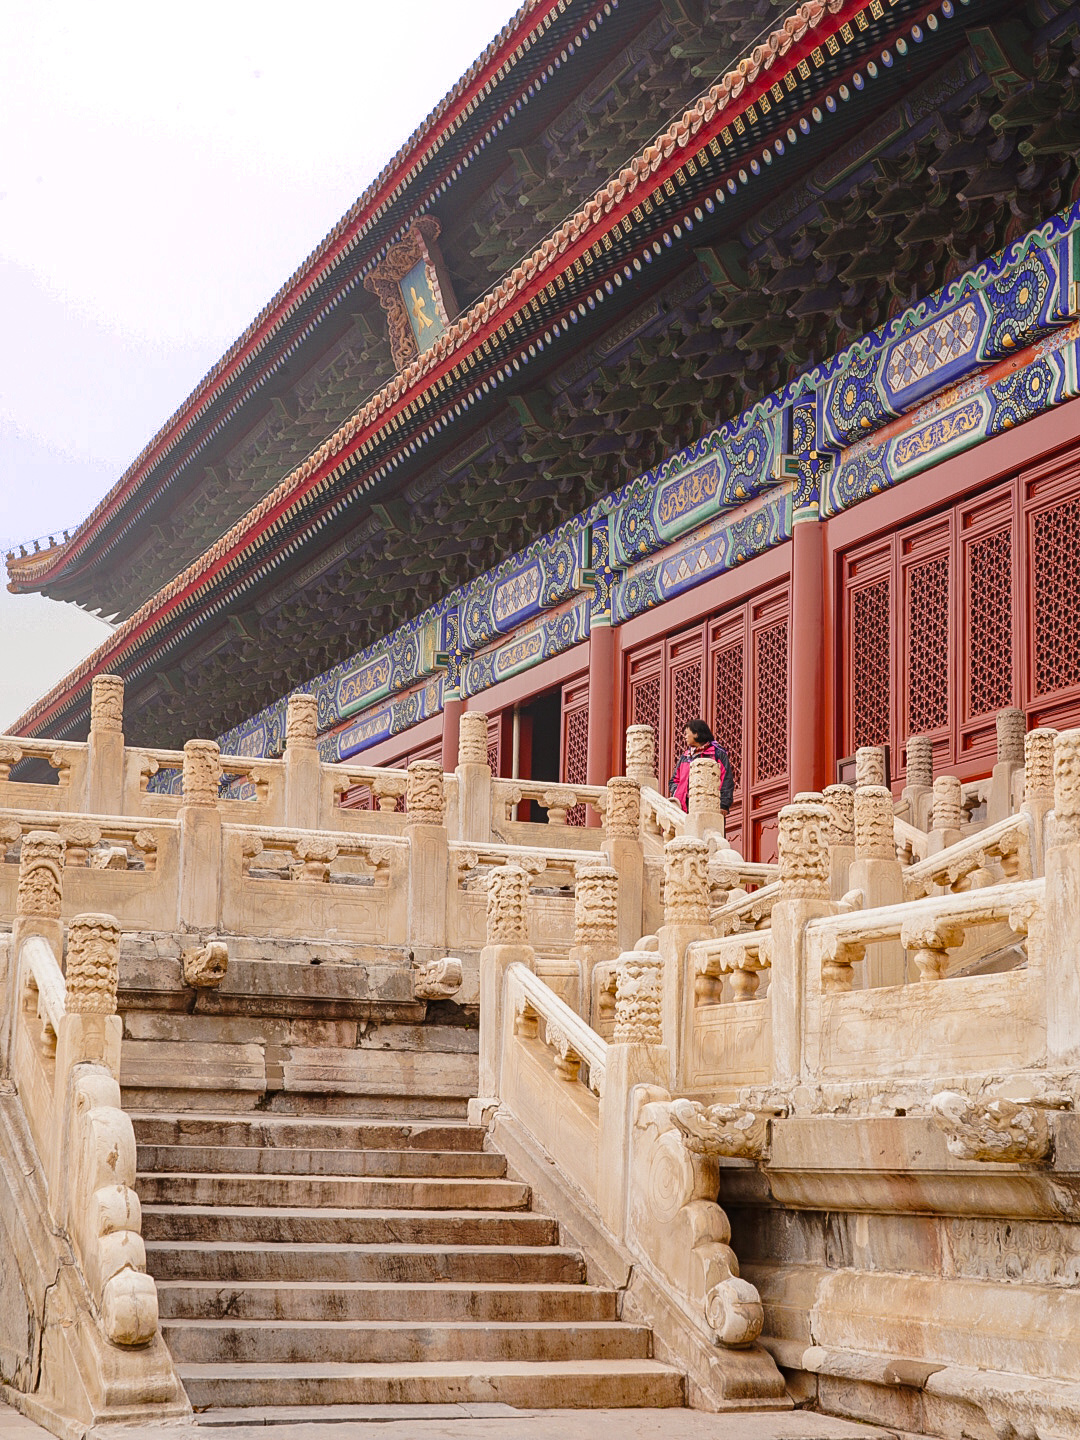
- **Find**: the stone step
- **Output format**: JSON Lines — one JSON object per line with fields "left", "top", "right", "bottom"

{"left": 162, "top": 1318, "right": 652, "bottom": 1366}
{"left": 137, "top": 1144, "right": 506, "bottom": 1178}
{"left": 124, "top": 1090, "right": 470, "bottom": 1120}
{"left": 141, "top": 1207, "right": 558, "bottom": 1246}
{"left": 156, "top": 1280, "right": 616, "bottom": 1323}
{"left": 136, "top": 1174, "right": 529, "bottom": 1211}
{"left": 176, "top": 1359, "right": 686, "bottom": 1410}
{"left": 145, "top": 1242, "right": 586, "bottom": 1285}
{"left": 130, "top": 1113, "right": 486, "bottom": 1153}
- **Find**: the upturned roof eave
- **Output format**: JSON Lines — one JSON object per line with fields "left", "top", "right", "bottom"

{"left": 4, "top": 0, "right": 568, "bottom": 597}
{"left": 6, "top": 0, "right": 892, "bottom": 740}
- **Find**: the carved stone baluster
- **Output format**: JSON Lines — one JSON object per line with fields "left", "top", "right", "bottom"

{"left": 182, "top": 740, "right": 221, "bottom": 807}
{"left": 820, "top": 933, "right": 866, "bottom": 993}
{"left": 284, "top": 692, "right": 320, "bottom": 829}
{"left": 179, "top": 742, "right": 223, "bottom": 931}
{"left": 987, "top": 707, "right": 1026, "bottom": 824}
{"left": 905, "top": 735, "right": 934, "bottom": 789}
{"left": 901, "top": 916, "right": 965, "bottom": 981}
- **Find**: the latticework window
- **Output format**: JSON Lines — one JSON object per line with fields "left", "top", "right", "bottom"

{"left": 967, "top": 528, "right": 1014, "bottom": 716}
{"left": 851, "top": 579, "right": 891, "bottom": 748}
{"left": 906, "top": 554, "right": 950, "bottom": 734}
{"left": 486, "top": 717, "right": 502, "bottom": 777}
{"left": 1032, "top": 494, "right": 1080, "bottom": 697}
{"left": 670, "top": 661, "right": 703, "bottom": 774}
{"left": 629, "top": 674, "right": 661, "bottom": 774}
{"left": 753, "top": 621, "right": 788, "bottom": 783}
{"left": 712, "top": 642, "right": 744, "bottom": 792}
{"left": 562, "top": 700, "right": 589, "bottom": 827}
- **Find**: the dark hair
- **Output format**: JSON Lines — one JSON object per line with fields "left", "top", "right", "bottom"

{"left": 685, "top": 718, "right": 713, "bottom": 744}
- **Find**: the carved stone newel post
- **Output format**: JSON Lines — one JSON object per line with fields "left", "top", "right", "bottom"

{"left": 478, "top": 865, "right": 535, "bottom": 1102}
{"left": 14, "top": 830, "right": 65, "bottom": 959}
{"left": 658, "top": 836, "right": 710, "bottom": 1089}
{"left": 571, "top": 864, "right": 619, "bottom": 1027}
{"left": 457, "top": 712, "right": 492, "bottom": 844}
{"left": 178, "top": 740, "right": 222, "bottom": 932}
{"left": 772, "top": 797, "right": 831, "bottom": 1085}
{"left": 902, "top": 735, "right": 933, "bottom": 830}
{"left": 88, "top": 673, "right": 125, "bottom": 814}
{"left": 602, "top": 776, "right": 644, "bottom": 952}
{"left": 686, "top": 757, "right": 725, "bottom": 840}
{"left": 285, "top": 692, "right": 320, "bottom": 829}
{"left": 406, "top": 759, "right": 448, "bottom": 951}
{"left": 855, "top": 746, "right": 886, "bottom": 790}
{"left": 625, "top": 725, "right": 659, "bottom": 791}
{"left": 65, "top": 914, "right": 121, "bottom": 1015}
{"left": 988, "top": 707, "right": 1026, "bottom": 823}
{"left": 930, "top": 774, "right": 963, "bottom": 853}
{"left": 1023, "top": 726, "right": 1056, "bottom": 866}
{"left": 597, "top": 940, "right": 669, "bottom": 1238}
{"left": 823, "top": 783, "right": 855, "bottom": 897}
{"left": 1044, "top": 729, "right": 1080, "bottom": 1066}
{"left": 852, "top": 785, "right": 903, "bottom": 985}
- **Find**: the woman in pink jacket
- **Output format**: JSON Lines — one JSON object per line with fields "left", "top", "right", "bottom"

{"left": 668, "top": 718, "right": 733, "bottom": 814}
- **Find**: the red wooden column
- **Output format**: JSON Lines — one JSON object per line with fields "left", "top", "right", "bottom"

{"left": 788, "top": 511, "right": 828, "bottom": 795}
{"left": 585, "top": 620, "right": 617, "bottom": 824}
{"left": 441, "top": 693, "right": 463, "bottom": 773}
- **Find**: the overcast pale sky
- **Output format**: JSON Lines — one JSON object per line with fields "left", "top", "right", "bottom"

{"left": 0, "top": 0, "right": 522, "bottom": 729}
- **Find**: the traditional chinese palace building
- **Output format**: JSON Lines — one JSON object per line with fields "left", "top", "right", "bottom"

{"left": 8, "top": 0, "right": 1080, "bottom": 860}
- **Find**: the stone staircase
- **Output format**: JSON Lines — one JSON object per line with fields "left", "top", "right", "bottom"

{"left": 133, "top": 1107, "right": 687, "bottom": 1412}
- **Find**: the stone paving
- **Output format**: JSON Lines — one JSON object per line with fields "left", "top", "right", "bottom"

{"left": 0, "top": 1399, "right": 933, "bottom": 1440}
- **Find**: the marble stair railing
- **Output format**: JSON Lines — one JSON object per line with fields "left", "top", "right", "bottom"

{"left": 475, "top": 867, "right": 789, "bottom": 1412}
{"left": 0, "top": 831, "right": 187, "bottom": 1431}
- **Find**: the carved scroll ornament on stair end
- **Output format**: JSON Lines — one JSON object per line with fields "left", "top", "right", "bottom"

{"left": 70, "top": 1070, "right": 158, "bottom": 1347}
{"left": 629, "top": 1090, "right": 764, "bottom": 1350}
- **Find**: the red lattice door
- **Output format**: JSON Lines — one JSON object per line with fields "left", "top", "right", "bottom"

{"left": 961, "top": 488, "right": 1017, "bottom": 758}
{"left": 625, "top": 642, "right": 663, "bottom": 779}
{"left": 708, "top": 610, "right": 747, "bottom": 854}
{"left": 486, "top": 715, "right": 503, "bottom": 778}
{"left": 748, "top": 589, "right": 790, "bottom": 863}
{"left": 1024, "top": 459, "right": 1080, "bottom": 730}
{"left": 901, "top": 518, "right": 952, "bottom": 776}
{"left": 560, "top": 677, "right": 590, "bottom": 826}
{"left": 664, "top": 630, "right": 705, "bottom": 791}
{"left": 843, "top": 541, "right": 892, "bottom": 755}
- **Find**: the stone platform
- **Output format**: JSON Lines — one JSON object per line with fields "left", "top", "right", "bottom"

{"left": 0, "top": 1400, "right": 931, "bottom": 1440}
